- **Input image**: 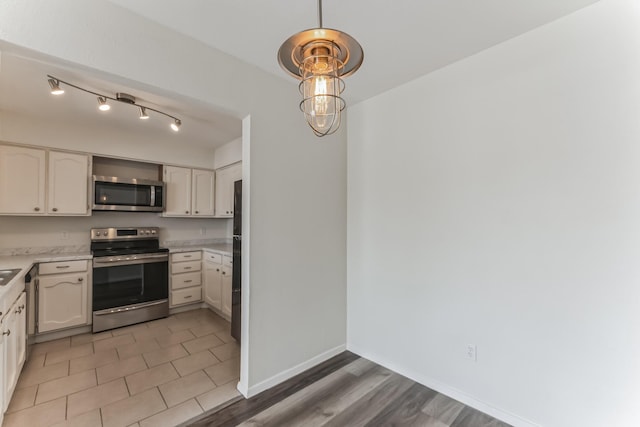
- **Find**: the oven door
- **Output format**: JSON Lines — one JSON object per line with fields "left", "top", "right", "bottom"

{"left": 92, "top": 253, "right": 169, "bottom": 311}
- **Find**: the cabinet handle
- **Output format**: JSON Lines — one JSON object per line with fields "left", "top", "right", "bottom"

{"left": 195, "top": 211, "right": 199, "bottom": 214}
{"left": 184, "top": 255, "right": 192, "bottom": 258}
{"left": 2, "top": 330, "right": 10, "bottom": 336}
{"left": 56, "top": 265, "right": 70, "bottom": 269}
{"left": 184, "top": 266, "right": 192, "bottom": 270}
{"left": 184, "top": 295, "right": 192, "bottom": 299}
{"left": 52, "top": 207, "right": 58, "bottom": 212}
{"left": 226, "top": 211, "right": 229, "bottom": 214}
{"left": 184, "top": 280, "right": 192, "bottom": 283}
{"left": 20, "top": 305, "right": 24, "bottom": 310}
{"left": 222, "top": 271, "right": 226, "bottom": 275}
{"left": 185, "top": 211, "right": 190, "bottom": 214}
{"left": 78, "top": 277, "right": 83, "bottom": 282}
{"left": 34, "top": 207, "right": 40, "bottom": 212}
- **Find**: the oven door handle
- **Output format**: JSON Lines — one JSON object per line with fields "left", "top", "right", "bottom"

{"left": 93, "top": 253, "right": 169, "bottom": 268}
{"left": 93, "top": 299, "right": 169, "bottom": 316}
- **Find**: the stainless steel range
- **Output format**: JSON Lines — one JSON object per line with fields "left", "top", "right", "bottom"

{"left": 90, "top": 227, "right": 169, "bottom": 332}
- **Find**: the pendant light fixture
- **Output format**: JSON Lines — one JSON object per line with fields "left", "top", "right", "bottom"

{"left": 278, "top": 0, "right": 363, "bottom": 137}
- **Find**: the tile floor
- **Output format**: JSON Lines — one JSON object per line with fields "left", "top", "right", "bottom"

{"left": 2, "top": 309, "right": 241, "bottom": 427}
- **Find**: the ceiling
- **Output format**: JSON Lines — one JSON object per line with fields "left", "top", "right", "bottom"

{"left": 107, "top": 0, "right": 600, "bottom": 104}
{"left": 1, "top": 0, "right": 600, "bottom": 150}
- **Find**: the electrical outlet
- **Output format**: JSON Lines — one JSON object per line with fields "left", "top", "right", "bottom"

{"left": 466, "top": 344, "right": 477, "bottom": 362}
{"left": 61, "top": 231, "right": 69, "bottom": 240}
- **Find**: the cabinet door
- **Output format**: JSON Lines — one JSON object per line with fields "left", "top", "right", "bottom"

{"left": 215, "top": 162, "right": 241, "bottom": 217}
{"left": 38, "top": 273, "right": 88, "bottom": 333}
{"left": 192, "top": 169, "right": 215, "bottom": 216}
{"left": 48, "top": 151, "right": 90, "bottom": 215}
{"left": 164, "top": 166, "right": 192, "bottom": 216}
{"left": 0, "top": 145, "right": 46, "bottom": 214}
{"left": 204, "top": 260, "right": 222, "bottom": 310}
{"left": 13, "top": 292, "right": 26, "bottom": 375}
{"left": 221, "top": 265, "right": 232, "bottom": 317}
{"left": 0, "top": 318, "right": 4, "bottom": 418}
{"left": 3, "top": 299, "right": 19, "bottom": 410}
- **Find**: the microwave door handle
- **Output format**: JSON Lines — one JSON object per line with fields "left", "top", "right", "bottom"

{"left": 150, "top": 185, "right": 156, "bottom": 207}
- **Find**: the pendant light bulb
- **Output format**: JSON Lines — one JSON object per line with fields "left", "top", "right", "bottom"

{"left": 139, "top": 106, "right": 149, "bottom": 120}
{"left": 48, "top": 78, "right": 64, "bottom": 95}
{"left": 171, "top": 119, "right": 181, "bottom": 132}
{"left": 97, "top": 97, "right": 110, "bottom": 111}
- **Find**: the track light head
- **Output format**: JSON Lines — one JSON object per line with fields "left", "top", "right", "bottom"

{"left": 48, "top": 78, "right": 64, "bottom": 95}
{"left": 171, "top": 119, "right": 181, "bottom": 132}
{"left": 139, "top": 106, "right": 149, "bottom": 120}
{"left": 97, "top": 97, "right": 110, "bottom": 111}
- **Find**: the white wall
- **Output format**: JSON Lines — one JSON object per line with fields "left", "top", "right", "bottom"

{"left": 214, "top": 137, "right": 242, "bottom": 169}
{"left": 0, "top": 0, "right": 347, "bottom": 394}
{"left": 347, "top": 0, "right": 640, "bottom": 426}
{"left": 1, "top": 111, "right": 217, "bottom": 169}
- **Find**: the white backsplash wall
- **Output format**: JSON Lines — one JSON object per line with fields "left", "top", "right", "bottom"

{"left": 0, "top": 212, "right": 231, "bottom": 253}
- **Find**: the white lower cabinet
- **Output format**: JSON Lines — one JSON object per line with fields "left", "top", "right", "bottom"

{"left": 37, "top": 260, "right": 90, "bottom": 333}
{"left": 170, "top": 252, "right": 202, "bottom": 307}
{"left": 203, "top": 251, "right": 232, "bottom": 319}
{"left": 221, "top": 264, "right": 232, "bottom": 318}
{"left": 203, "top": 252, "right": 223, "bottom": 310}
{"left": 2, "top": 291, "right": 26, "bottom": 415}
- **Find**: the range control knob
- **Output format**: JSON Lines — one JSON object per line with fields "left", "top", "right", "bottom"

{"left": 151, "top": 230, "right": 157, "bottom": 234}
{"left": 95, "top": 231, "right": 101, "bottom": 237}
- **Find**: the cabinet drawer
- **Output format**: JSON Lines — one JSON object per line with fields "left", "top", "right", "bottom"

{"left": 223, "top": 255, "right": 233, "bottom": 267}
{"left": 39, "top": 260, "right": 88, "bottom": 275}
{"left": 171, "top": 287, "right": 202, "bottom": 306}
{"left": 171, "top": 261, "right": 201, "bottom": 274}
{"left": 171, "top": 271, "right": 201, "bottom": 290}
{"left": 204, "top": 252, "right": 222, "bottom": 264}
{"left": 171, "top": 252, "right": 202, "bottom": 263}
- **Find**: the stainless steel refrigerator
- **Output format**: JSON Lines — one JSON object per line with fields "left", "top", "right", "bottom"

{"left": 231, "top": 180, "right": 242, "bottom": 341}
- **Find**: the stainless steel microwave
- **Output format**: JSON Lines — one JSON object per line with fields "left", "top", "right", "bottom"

{"left": 93, "top": 176, "right": 165, "bottom": 212}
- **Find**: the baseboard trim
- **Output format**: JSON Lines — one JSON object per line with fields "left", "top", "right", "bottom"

{"left": 346, "top": 344, "right": 540, "bottom": 427}
{"left": 246, "top": 343, "right": 347, "bottom": 398}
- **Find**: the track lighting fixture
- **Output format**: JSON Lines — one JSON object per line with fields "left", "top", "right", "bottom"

{"left": 46, "top": 74, "right": 182, "bottom": 132}
{"left": 278, "top": 0, "right": 363, "bottom": 137}
{"left": 97, "top": 97, "right": 110, "bottom": 111}
{"left": 48, "top": 78, "right": 64, "bottom": 95}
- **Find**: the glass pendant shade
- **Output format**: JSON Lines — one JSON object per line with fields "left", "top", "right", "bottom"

{"left": 299, "top": 42, "right": 345, "bottom": 136}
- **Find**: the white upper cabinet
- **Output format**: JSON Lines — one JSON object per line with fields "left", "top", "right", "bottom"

{"left": 192, "top": 169, "right": 215, "bottom": 216}
{"left": 164, "top": 165, "right": 192, "bottom": 216}
{"left": 48, "top": 151, "right": 90, "bottom": 215}
{"left": 0, "top": 145, "right": 89, "bottom": 216}
{"left": 215, "top": 162, "right": 241, "bottom": 217}
{"left": 0, "top": 145, "right": 46, "bottom": 214}
{"left": 164, "top": 166, "right": 215, "bottom": 217}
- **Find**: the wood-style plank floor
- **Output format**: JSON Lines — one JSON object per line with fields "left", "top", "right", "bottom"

{"left": 184, "top": 352, "right": 512, "bottom": 427}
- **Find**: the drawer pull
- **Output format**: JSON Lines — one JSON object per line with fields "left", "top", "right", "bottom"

{"left": 184, "top": 267, "right": 192, "bottom": 270}
{"left": 2, "top": 330, "right": 10, "bottom": 336}
{"left": 56, "top": 265, "right": 70, "bottom": 269}
{"left": 183, "top": 255, "right": 192, "bottom": 258}
{"left": 184, "top": 280, "right": 192, "bottom": 283}
{"left": 78, "top": 277, "right": 83, "bottom": 282}
{"left": 222, "top": 271, "right": 226, "bottom": 275}
{"left": 184, "top": 295, "right": 192, "bottom": 299}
